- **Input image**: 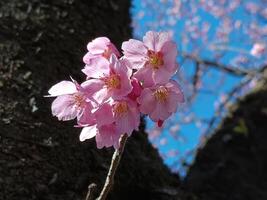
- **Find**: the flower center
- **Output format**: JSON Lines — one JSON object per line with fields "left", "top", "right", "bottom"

{"left": 154, "top": 87, "right": 168, "bottom": 102}
{"left": 113, "top": 101, "right": 128, "bottom": 117}
{"left": 148, "top": 50, "right": 164, "bottom": 69}
{"left": 104, "top": 74, "right": 121, "bottom": 89}
{"left": 73, "top": 93, "right": 86, "bottom": 107}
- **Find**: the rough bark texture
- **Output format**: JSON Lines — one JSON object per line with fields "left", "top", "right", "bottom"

{"left": 2, "top": 0, "right": 267, "bottom": 200}
{"left": 0, "top": 0, "right": 180, "bottom": 200}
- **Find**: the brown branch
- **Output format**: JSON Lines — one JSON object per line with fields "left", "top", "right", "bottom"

{"left": 85, "top": 134, "right": 128, "bottom": 200}
{"left": 182, "top": 53, "right": 254, "bottom": 76}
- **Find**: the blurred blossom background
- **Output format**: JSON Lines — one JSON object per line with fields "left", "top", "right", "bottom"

{"left": 131, "top": 0, "right": 267, "bottom": 176}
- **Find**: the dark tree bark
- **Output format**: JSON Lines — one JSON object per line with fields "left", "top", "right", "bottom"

{"left": 0, "top": 0, "right": 180, "bottom": 200}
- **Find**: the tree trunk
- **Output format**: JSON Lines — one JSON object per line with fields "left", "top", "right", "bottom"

{"left": 0, "top": 0, "right": 180, "bottom": 200}
{"left": 184, "top": 76, "right": 267, "bottom": 200}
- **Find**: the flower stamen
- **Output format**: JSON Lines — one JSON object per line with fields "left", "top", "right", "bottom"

{"left": 113, "top": 101, "right": 128, "bottom": 117}
{"left": 104, "top": 74, "right": 121, "bottom": 89}
{"left": 148, "top": 50, "right": 164, "bottom": 69}
{"left": 154, "top": 87, "right": 168, "bottom": 102}
{"left": 73, "top": 93, "right": 86, "bottom": 107}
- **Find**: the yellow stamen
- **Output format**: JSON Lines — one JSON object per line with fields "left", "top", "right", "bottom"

{"left": 105, "top": 74, "right": 121, "bottom": 89}
{"left": 154, "top": 87, "right": 168, "bottom": 102}
{"left": 113, "top": 101, "right": 128, "bottom": 117}
{"left": 148, "top": 50, "right": 164, "bottom": 69}
{"left": 73, "top": 93, "right": 85, "bottom": 107}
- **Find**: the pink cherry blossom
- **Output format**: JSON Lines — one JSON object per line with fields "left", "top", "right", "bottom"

{"left": 250, "top": 43, "right": 265, "bottom": 57}
{"left": 83, "top": 37, "right": 120, "bottom": 67}
{"left": 95, "top": 98, "right": 140, "bottom": 135}
{"left": 138, "top": 80, "right": 184, "bottom": 124}
{"left": 84, "top": 55, "right": 133, "bottom": 103}
{"left": 47, "top": 31, "right": 183, "bottom": 150}
{"left": 47, "top": 79, "right": 96, "bottom": 125}
{"left": 122, "top": 31, "right": 178, "bottom": 87}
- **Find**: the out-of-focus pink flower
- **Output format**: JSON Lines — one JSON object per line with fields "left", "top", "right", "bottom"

{"left": 83, "top": 37, "right": 120, "bottom": 67}
{"left": 250, "top": 43, "right": 265, "bottom": 57}
{"left": 122, "top": 31, "right": 178, "bottom": 87}
{"left": 47, "top": 79, "right": 96, "bottom": 125}
{"left": 84, "top": 55, "right": 132, "bottom": 103}
{"left": 138, "top": 80, "right": 184, "bottom": 125}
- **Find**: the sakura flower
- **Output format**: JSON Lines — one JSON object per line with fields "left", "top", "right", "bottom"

{"left": 83, "top": 37, "right": 120, "bottom": 67}
{"left": 79, "top": 99, "right": 139, "bottom": 149}
{"left": 138, "top": 80, "right": 184, "bottom": 125}
{"left": 95, "top": 99, "right": 140, "bottom": 135}
{"left": 122, "top": 31, "right": 178, "bottom": 87}
{"left": 112, "top": 99, "right": 140, "bottom": 135}
{"left": 84, "top": 54, "right": 132, "bottom": 103}
{"left": 250, "top": 43, "right": 265, "bottom": 57}
{"left": 47, "top": 79, "right": 97, "bottom": 125}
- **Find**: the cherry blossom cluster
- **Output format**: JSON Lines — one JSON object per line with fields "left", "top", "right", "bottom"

{"left": 47, "top": 31, "right": 184, "bottom": 149}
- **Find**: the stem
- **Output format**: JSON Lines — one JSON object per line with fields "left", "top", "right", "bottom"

{"left": 96, "top": 134, "right": 128, "bottom": 200}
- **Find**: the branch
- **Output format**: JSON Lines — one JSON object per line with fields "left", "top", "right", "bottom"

{"left": 182, "top": 53, "right": 254, "bottom": 76}
{"left": 85, "top": 134, "right": 128, "bottom": 200}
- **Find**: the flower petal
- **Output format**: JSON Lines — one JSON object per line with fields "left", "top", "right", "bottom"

{"left": 48, "top": 81, "right": 77, "bottom": 97}
{"left": 51, "top": 95, "right": 78, "bottom": 121}
{"left": 122, "top": 39, "right": 147, "bottom": 69}
{"left": 79, "top": 125, "right": 97, "bottom": 142}
{"left": 87, "top": 37, "right": 110, "bottom": 54}
{"left": 138, "top": 88, "right": 156, "bottom": 114}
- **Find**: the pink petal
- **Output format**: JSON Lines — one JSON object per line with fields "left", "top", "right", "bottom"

{"left": 79, "top": 125, "right": 97, "bottom": 142}
{"left": 51, "top": 95, "right": 78, "bottom": 121}
{"left": 87, "top": 37, "right": 110, "bottom": 54}
{"left": 121, "top": 39, "right": 147, "bottom": 69}
{"left": 48, "top": 81, "right": 77, "bottom": 97}
{"left": 115, "top": 101, "right": 140, "bottom": 135}
{"left": 161, "top": 41, "right": 178, "bottom": 73}
{"left": 94, "top": 103, "right": 114, "bottom": 126}
{"left": 156, "top": 32, "right": 172, "bottom": 51}
{"left": 138, "top": 88, "right": 156, "bottom": 114}
{"left": 82, "top": 57, "right": 110, "bottom": 78}
{"left": 166, "top": 80, "right": 185, "bottom": 103}
{"left": 143, "top": 31, "right": 158, "bottom": 51}
{"left": 93, "top": 87, "right": 109, "bottom": 104}
{"left": 152, "top": 67, "right": 172, "bottom": 85}
{"left": 143, "top": 31, "right": 171, "bottom": 52}
{"left": 96, "top": 123, "right": 121, "bottom": 149}
{"left": 81, "top": 79, "right": 105, "bottom": 97}
{"left": 134, "top": 67, "right": 154, "bottom": 87}
{"left": 77, "top": 103, "right": 96, "bottom": 126}
{"left": 165, "top": 93, "right": 180, "bottom": 113}
{"left": 150, "top": 102, "right": 171, "bottom": 122}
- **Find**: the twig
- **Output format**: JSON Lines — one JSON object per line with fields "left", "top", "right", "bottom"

{"left": 85, "top": 134, "right": 128, "bottom": 200}
{"left": 182, "top": 53, "right": 253, "bottom": 76}
{"left": 96, "top": 134, "right": 128, "bottom": 200}
{"left": 85, "top": 183, "right": 97, "bottom": 200}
